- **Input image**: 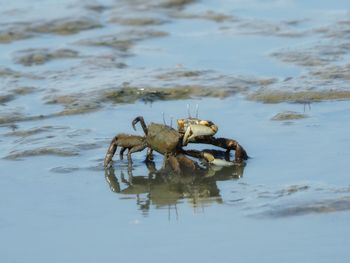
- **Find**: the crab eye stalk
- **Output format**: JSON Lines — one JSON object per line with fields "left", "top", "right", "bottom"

{"left": 177, "top": 119, "right": 185, "bottom": 132}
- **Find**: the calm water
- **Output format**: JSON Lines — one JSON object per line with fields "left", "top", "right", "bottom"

{"left": 1, "top": 0, "right": 350, "bottom": 262}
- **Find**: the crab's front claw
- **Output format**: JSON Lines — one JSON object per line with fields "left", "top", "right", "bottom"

{"left": 203, "top": 153, "right": 234, "bottom": 167}
{"left": 182, "top": 122, "right": 218, "bottom": 146}
{"left": 190, "top": 137, "right": 248, "bottom": 164}
{"left": 131, "top": 116, "right": 149, "bottom": 135}
{"left": 131, "top": 117, "right": 140, "bottom": 131}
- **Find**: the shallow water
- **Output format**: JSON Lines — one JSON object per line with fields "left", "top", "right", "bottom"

{"left": 1, "top": 0, "right": 350, "bottom": 262}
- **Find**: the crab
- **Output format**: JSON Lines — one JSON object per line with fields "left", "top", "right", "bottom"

{"left": 104, "top": 116, "right": 219, "bottom": 170}
{"left": 104, "top": 116, "right": 248, "bottom": 172}
{"left": 132, "top": 116, "right": 247, "bottom": 168}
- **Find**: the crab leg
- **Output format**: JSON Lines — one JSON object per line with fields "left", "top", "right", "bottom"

{"left": 127, "top": 144, "right": 148, "bottom": 164}
{"left": 181, "top": 149, "right": 205, "bottom": 159}
{"left": 104, "top": 134, "right": 147, "bottom": 168}
{"left": 119, "top": 147, "right": 127, "bottom": 160}
{"left": 104, "top": 136, "right": 118, "bottom": 168}
{"left": 188, "top": 137, "right": 248, "bottom": 163}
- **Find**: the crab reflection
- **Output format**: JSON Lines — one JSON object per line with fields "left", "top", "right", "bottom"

{"left": 105, "top": 154, "right": 244, "bottom": 216}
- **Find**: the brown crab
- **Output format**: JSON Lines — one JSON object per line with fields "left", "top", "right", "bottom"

{"left": 104, "top": 116, "right": 248, "bottom": 172}
{"left": 104, "top": 116, "right": 218, "bottom": 170}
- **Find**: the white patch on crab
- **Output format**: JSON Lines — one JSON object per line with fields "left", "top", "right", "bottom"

{"left": 210, "top": 158, "right": 234, "bottom": 167}
{"left": 183, "top": 124, "right": 217, "bottom": 144}
{"left": 190, "top": 125, "right": 216, "bottom": 136}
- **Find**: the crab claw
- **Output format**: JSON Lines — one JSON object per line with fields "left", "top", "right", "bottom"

{"left": 132, "top": 118, "right": 139, "bottom": 131}
{"left": 203, "top": 152, "right": 234, "bottom": 167}
{"left": 180, "top": 119, "right": 218, "bottom": 146}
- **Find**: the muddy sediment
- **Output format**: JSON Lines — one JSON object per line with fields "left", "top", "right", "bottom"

{"left": 4, "top": 126, "right": 68, "bottom": 137}
{"left": 270, "top": 50, "right": 331, "bottom": 67}
{"left": 4, "top": 147, "right": 80, "bottom": 160}
{"left": 248, "top": 89, "right": 350, "bottom": 104}
{"left": 57, "top": 102, "right": 102, "bottom": 116}
{"left": 156, "top": 69, "right": 211, "bottom": 80}
{"left": 0, "top": 94, "right": 15, "bottom": 104}
{"left": 29, "top": 17, "right": 102, "bottom": 35}
{"left": 103, "top": 85, "right": 231, "bottom": 103}
{"left": 315, "top": 19, "right": 350, "bottom": 40}
{"left": 46, "top": 85, "right": 232, "bottom": 112}
{"left": 271, "top": 43, "right": 350, "bottom": 68}
{"left": 0, "top": 112, "right": 26, "bottom": 125}
{"left": 0, "top": 67, "right": 42, "bottom": 80}
{"left": 159, "top": 0, "right": 196, "bottom": 8}
{"left": 170, "top": 10, "right": 234, "bottom": 22}
{"left": 50, "top": 166, "right": 80, "bottom": 174}
{"left": 0, "top": 17, "right": 102, "bottom": 43}
{"left": 0, "top": 84, "right": 240, "bottom": 125}
{"left": 271, "top": 111, "right": 308, "bottom": 121}
{"left": 0, "top": 26, "right": 34, "bottom": 43}
{"left": 156, "top": 68, "right": 276, "bottom": 88}
{"left": 14, "top": 48, "right": 79, "bottom": 66}
{"left": 257, "top": 196, "right": 350, "bottom": 218}
{"left": 275, "top": 185, "right": 310, "bottom": 196}
{"left": 0, "top": 112, "right": 49, "bottom": 125}
{"left": 220, "top": 18, "right": 308, "bottom": 38}
{"left": 109, "top": 16, "right": 168, "bottom": 26}
{"left": 12, "top": 87, "right": 38, "bottom": 95}
{"left": 311, "top": 64, "right": 350, "bottom": 80}
{"left": 33, "top": 84, "right": 236, "bottom": 121}
{"left": 2, "top": 124, "right": 98, "bottom": 160}
{"left": 78, "top": 29, "right": 168, "bottom": 53}
{"left": 0, "top": 70, "right": 275, "bottom": 126}
{"left": 0, "top": 67, "right": 29, "bottom": 78}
